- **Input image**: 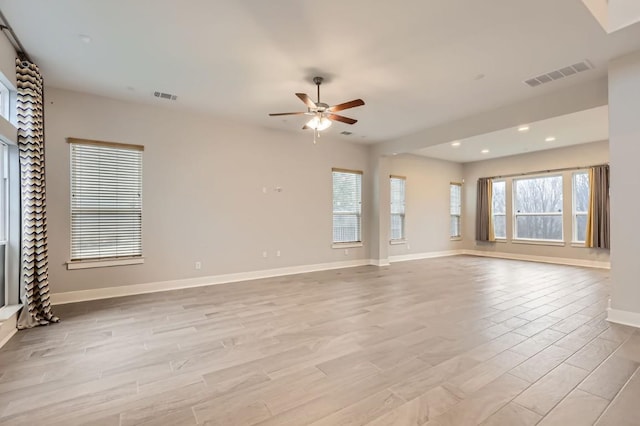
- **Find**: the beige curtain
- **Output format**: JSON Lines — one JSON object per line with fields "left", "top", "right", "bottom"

{"left": 476, "top": 178, "right": 495, "bottom": 242}
{"left": 585, "top": 165, "right": 610, "bottom": 249}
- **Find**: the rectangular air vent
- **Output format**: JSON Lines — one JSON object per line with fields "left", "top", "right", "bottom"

{"left": 340, "top": 131, "right": 353, "bottom": 136}
{"left": 153, "top": 91, "right": 177, "bottom": 101}
{"left": 524, "top": 60, "right": 594, "bottom": 88}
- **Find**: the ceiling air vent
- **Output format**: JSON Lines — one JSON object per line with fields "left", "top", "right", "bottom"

{"left": 524, "top": 60, "right": 594, "bottom": 88}
{"left": 153, "top": 91, "right": 177, "bottom": 101}
{"left": 340, "top": 131, "right": 353, "bottom": 136}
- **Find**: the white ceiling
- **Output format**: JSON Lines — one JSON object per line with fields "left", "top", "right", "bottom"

{"left": 1, "top": 0, "right": 639, "bottom": 145}
{"left": 414, "top": 105, "right": 609, "bottom": 163}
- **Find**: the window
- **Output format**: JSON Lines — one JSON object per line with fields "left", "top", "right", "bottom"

{"left": 390, "top": 175, "right": 406, "bottom": 241}
{"left": 0, "top": 81, "right": 9, "bottom": 120}
{"left": 69, "top": 139, "right": 143, "bottom": 262}
{"left": 492, "top": 180, "right": 506, "bottom": 239}
{"left": 513, "top": 175, "right": 563, "bottom": 241}
{"left": 332, "top": 168, "right": 362, "bottom": 244}
{"left": 450, "top": 182, "right": 462, "bottom": 239}
{"left": 573, "top": 172, "right": 589, "bottom": 243}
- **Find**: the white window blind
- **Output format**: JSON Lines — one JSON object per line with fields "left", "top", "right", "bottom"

{"left": 69, "top": 139, "right": 143, "bottom": 261}
{"left": 450, "top": 183, "right": 462, "bottom": 238}
{"left": 390, "top": 175, "right": 406, "bottom": 241}
{"left": 332, "top": 168, "right": 362, "bottom": 243}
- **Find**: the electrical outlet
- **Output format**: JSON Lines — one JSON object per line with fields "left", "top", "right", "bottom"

{"left": 262, "top": 251, "right": 268, "bottom": 258}
{"left": 344, "top": 249, "right": 349, "bottom": 256}
{"left": 194, "top": 261, "right": 201, "bottom": 270}
{"left": 276, "top": 250, "right": 281, "bottom": 257}
{"left": 407, "top": 244, "right": 411, "bottom": 250}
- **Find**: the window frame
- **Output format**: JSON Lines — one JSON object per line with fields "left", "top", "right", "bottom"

{"left": 512, "top": 173, "right": 564, "bottom": 243}
{"left": 67, "top": 138, "right": 144, "bottom": 269}
{"left": 572, "top": 170, "right": 589, "bottom": 245}
{"left": 332, "top": 168, "right": 363, "bottom": 247}
{"left": 491, "top": 179, "right": 507, "bottom": 240}
{"left": 389, "top": 175, "right": 406, "bottom": 243}
{"left": 450, "top": 182, "right": 462, "bottom": 240}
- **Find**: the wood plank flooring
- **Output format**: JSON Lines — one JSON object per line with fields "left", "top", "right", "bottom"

{"left": 0, "top": 256, "right": 638, "bottom": 425}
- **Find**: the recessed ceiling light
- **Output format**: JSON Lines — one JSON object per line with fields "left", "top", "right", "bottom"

{"left": 481, "top": 149, "right": 490, "bottom": 154}
{"left": 451, "top": 141, "right": 461, "bottom": 147}
{"left": 518, "top": 125, "right": 530, "bottom": 132}
{"left": 392, "top": 153, "right": 398, "bottom": 156}
{"left": 545, "top": 136, "right": 556, "bottom": 142}
{"left": 78, "top": 34, "right": 92, "bottom": 44}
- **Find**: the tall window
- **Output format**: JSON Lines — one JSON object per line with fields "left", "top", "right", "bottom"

{"left": 513, "top": 175, "right": 563, "bottom": 241}
{"left": 332, "top": 168, "right": 362, "bottom": 243}
{"left": 492, "top": 180, "right": 506, "bottom": 239}
{"left": 0, "top": 81, "right": 9, "bottom": 120}
{"left": 573, "top": 172, "right": 589, "bottom": 243}
{"left": 450, "top": 182, "right": 462, "bottom": 239}
{"left": 70, "top": 139, "right": 143, "bottom": 261}
{"left": 390, "top": 175, "right": 406, "bottom": 241}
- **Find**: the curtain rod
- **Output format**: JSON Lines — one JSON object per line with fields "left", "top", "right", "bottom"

{"left": 0, "top": 9, "right": 32, "bottom": 63}
{"left": 485, "top": 163, "right": 608, "bottom": 180}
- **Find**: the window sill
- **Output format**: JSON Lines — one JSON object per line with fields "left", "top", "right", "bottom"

{"left": 571, "top": 241, "right": 586, "bottom": 248}
{"left": 494, "top": 238, "right": 507, "bottom": 243}
{"left": 0, "top": 304, "right": 22, "bottom": 322}
{"left": 67, "top": 257, "right": 145, "bottom": 270}
{"left": 450, "top": 236, "right": 463, "bottom": 241}
{"left": 332, "top": 242, "right": 363, "bottom": 249}
{"left": 389, "top": 239, "right": 406, "bottom": 245}
{"left": 512, "top": 239, "right": 565, "bottom": 247}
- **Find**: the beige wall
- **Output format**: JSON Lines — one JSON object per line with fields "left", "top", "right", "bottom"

{"left": 462, "top": 141, "right": 610, "bottom": 263}
{"left": 388, "top": 154, "right": 464, "bottom": 257}
{"left": 609, "top": 50, "right": 640, "bottom": 316}
{"left": 45, "top": 88, "right": 372, "bottom": 294}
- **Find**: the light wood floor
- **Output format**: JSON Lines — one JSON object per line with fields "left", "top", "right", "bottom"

{"left": 0, "top": 256, "right": 638, "bottom": 425}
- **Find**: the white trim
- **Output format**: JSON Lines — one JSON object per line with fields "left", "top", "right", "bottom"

{"left": 512, "top": 239, "right": 565, "bottom": 247}
{"left": 389, "top": 250, "right": 464, "bottom": 263}
{"left": 389, "top": 239, "right": 406, "bottom": 245}
{"left": 607, "top": 308, "right": 640, "bottom": 329}
{"left": 0, "top": 304, "right": 19, "bottom": 349}
{"left": 52, "top": 259, "right": 372, "bottom": 305}
{"left": 67, "top": 257, "right": 145, "bottom": 270}
{"left": 462, "top": 249, "right": 610, "bottom": 269}
{"left": 331, "top": 242, "right": 363, "bottom": 249}
{"left": 369, "top": 258, "right": 391, "bottom": 267}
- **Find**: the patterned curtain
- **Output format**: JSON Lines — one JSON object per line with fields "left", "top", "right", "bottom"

{"left": 475, "top": 178, "right": 495, "bottom": 242}
{"left": 16, "top": 59, "right": 58, "bottom": 329}
{"left": 585, "top": 164, "right": 610, "bottom": 249}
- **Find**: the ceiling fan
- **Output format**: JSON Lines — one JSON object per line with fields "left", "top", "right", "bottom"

{"left": 269, "top": 77, "right": 365, "bottom": 138}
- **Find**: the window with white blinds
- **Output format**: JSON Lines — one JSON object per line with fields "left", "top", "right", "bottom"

{"left": 450, "top": 182, "right": 462, "bottom": 239}
{"left": 69, "top": 139, "right": 143, "bottom": 261}
{"left": 390, "top": 175, "right": 406, "bottom": 241}
{"left": 332, "top": 168, "right": 362, "bottom": 243}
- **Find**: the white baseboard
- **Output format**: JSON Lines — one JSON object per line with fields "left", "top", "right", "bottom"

{"left": 389, "top": 250, "right": 464, "bottom": 263}
{"left": 52, "top": 259, "right": 373, "bottom": 305}
{"left": 607, "top": 308, "right": 640, "bottom": 329}
{"left": 462, "top": 249, "right": 611, "bottom": 269}
{"left": 51, "top": 248, "right": 611, "bottom": 306}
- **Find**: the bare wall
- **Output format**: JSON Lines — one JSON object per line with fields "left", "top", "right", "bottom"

{"left": 44, "top": 88, "right": 372, "bottom": 294}
{"left": 462, "top": 140, "right": 610, "bottom": 262}
{"left": 388, "top": 154, "right": 464, "bottom": 256}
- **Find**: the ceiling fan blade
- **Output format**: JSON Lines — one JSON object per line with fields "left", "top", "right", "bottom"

{"left": 296, "top": 93, "right": 316, "bottom": 109}
{"left": 268, "top": 112, "right": 306, "bottom": 116}
{"left": 328, "top": 99, "right": 365, "bottom": 112}
{"left": 327, "top": 113, "right": 357, "bottom": 125}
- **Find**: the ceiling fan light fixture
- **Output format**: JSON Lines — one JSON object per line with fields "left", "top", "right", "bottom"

{"left": 306, "top": 115, "right": 332, "bottom": 131}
